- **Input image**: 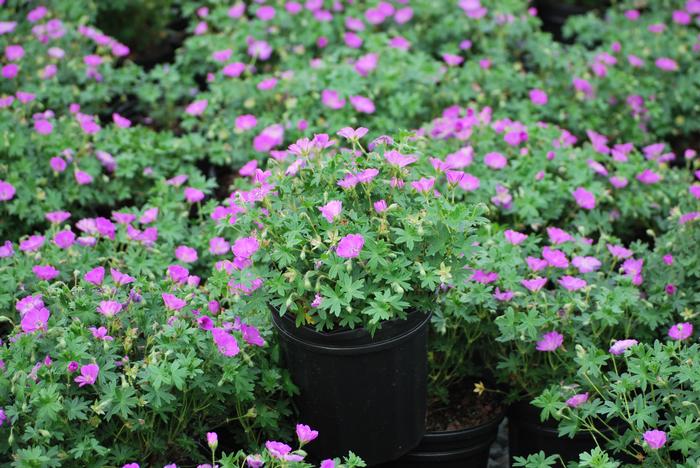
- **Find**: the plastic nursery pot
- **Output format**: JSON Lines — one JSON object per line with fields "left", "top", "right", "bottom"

{"left": 271, "top": 311, "right": 431, "bottom": 466}
{"left": 534, "top": 0, "right": 607, "bottom": 41}
{"left": 380, "top": 412, "right": 505, "bottom": 468}
{"left": 508, "top": 400, "right": 603, "bottom": 465}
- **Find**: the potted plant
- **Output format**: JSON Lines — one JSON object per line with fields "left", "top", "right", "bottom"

{"left": 224, "top": 128, "right": 486, "bottom": 464}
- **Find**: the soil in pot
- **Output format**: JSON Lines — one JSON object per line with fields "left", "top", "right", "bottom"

{"left": 379, "top": 380, "right": 505, "bottom": 468}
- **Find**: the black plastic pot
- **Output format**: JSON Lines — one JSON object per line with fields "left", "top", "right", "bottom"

{"left": 509, "top": 401, "right": 600, "bottom": 464}
{"left": 272, "top": 311, "right": 431, "bottom": 466}
{"left": 534, "top": 0, "right": 607, "bottom": 42}
{"left": 380, "top": 412, "right": 505, "bottom": 468}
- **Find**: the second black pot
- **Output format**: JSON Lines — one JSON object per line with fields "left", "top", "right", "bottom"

{"left": 380, "top": 412, "right": 505, "bottom": 468}
{"left": 272, "top": 311, "right": 431, "bottom": 466}
{"left": 508, "top": 401, "right": 599, "bottom": 464}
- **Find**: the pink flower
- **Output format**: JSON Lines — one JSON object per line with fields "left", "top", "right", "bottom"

{"left": 663, "top": 254, "right": 674, "bottom": 265}
{"left": 296, "top": 424, "right": 318, "bottom": 445}
{"left": 53, "top": 230, "right": 75, "bottom": 249}
{"left": 211, "top": 328, "right": 239, "bottom": 356}
{"left": 526, "top": 257, "right": 548, "bottom": 272}
{"left": 521, "top": 277, "right": 547, "bottom": 292}
{"left": 689, "top": 185, "right": 700, "bottom": 199}
{"left": 223, "top": 62, "right": 246, "bottom": 77}
{"left": 529, "top": 89, "right": 548, "bottom": 106}
{"left": 668, "top": 322, "right": 693, "bottom": 341}
{"left": 242, "top": 323, "right": 265, "bottom": 346}
{"left": 442, "top": 53, "right": 463, "bottom": 66}
{"left": 74, "top": 364, "right": 99, "bottom": 387}
{"left": 175, "top": 245, "right": 198, "bottom": 263}
{"left": 162, "top": 293, "right": 186, "bottom": 311}
{"left": 643, "top": 430, "right": 667, "bottom": 449}
{"left": 609, "top": 339, "right": 638, "bottom": 355}
{"left": 459, "top": 173, "right": 480, "bottom": 191}
{"left": 621, "top": 258, "right": 644, "bottom": 285}
{"left": 337, "top": 127, "right": 368, "bottom": 140}
{"left": 572, "top": 187, "right": 596, "bottom": 210}
{"left": 484, "top": 152, "right": 507, "bottom": 169}
{"left": 636, "top": 169, "right": 661, "bottom": 184}
{"left": 97, "top": 300, "right": 123, "bottom": 318}
{"left": 566, "top": 393, "right": 589, "bottom": 408}
{"left": 256, "top": 5, "right": 275, "bottom": 20}
{"left": 167, "top": 265, "right": 189, "bottom": 283}
{"left": 75, "top": 170, "right": 93, "bottom": 185}
{"left": 266, "top": 441, "right": 293, "bottom": 459}
{"left": 209, "top": 237, "right": 230, "bottom": 255}
{"left": 84, "top": 266, "right": 105, "bottom": 285}
{"left": 336, "top": 234, "right": 365, "bottom": 258}
{"left": 504, "top": 230, "right": 528, "bottom": 245}
{"left": 235, "top": 114, "right": 257, "bottom": 131}
{"left": 655, "top": 58, "right": 678, "bottom": 71}
{"left": 33, "top": 265, "right": 60, "bottom": 281}
{"left": 34, "top": 119, "right": 53, "bottom": 135}
{"left": 321, "top": 89, "right": 345, "bottom": 109}
{"left": 471, "top": 270, "right": 499, "bottom": 284}
{"left": 0, "top": 241, "right": 13, "bottom": 258}
{"left": 543, "top": 246, "right": 569, "bottom": 269}
{"left": 319, "top": 200, "right": 342, "bottom": 223}
{"left": 21, "top": 307, "right": 50, "bottom": 333}
{"left": 411, "top": 177, "right": 435, "bottom": 194}
{"left": 493, "top": 288, "right": 514, "bottom": 302}
{"left": 89, "top": 326, "right": 113, "bottom": 341}
{"left": 374, "top": 200, "right": 388, "bottom": 213}
{"left": 185, "top": 99, "right": 208, "bottom": 116}
{"left": 609, "top": 176, "right": 628, "bottom": 189}
{"left": 232, "top": 237, "right": 260, "bottom": 259}
{"left": 311, "top": 294, "right": 323, "bottom": 308}
{"left": 572, "top": 256, "right": 601, "bottom": 274}
{"left": 0, "top": 180, "right": 16, "bottom": 201}
{"left": 350, "top": 95, "right": 375, "bottom": 114}
{"left": 20, "top": 235, "right": 45, "bottom": 252}
{"left": 546, "top": 227, "right": 572, "bottom": 244}
{"left": 385, "top": 150, "right": 417, "bottom": 167}
{"left": 607, "top": 244, "right": 633, "bottom": 259}
{"left": 536, "top": 331, "right": 563, "bottom": 352}
{"left": 112, "top": 113, "right": 131, "bottom": 128}
{"left": 559, "top": 276, "right": 587, "bottom": 291}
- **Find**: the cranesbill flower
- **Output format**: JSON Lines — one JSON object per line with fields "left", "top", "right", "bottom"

{"left": 607, "top": 244, "right": 633, "bottom": 259}
{"left": 211, "top": 328, "right": 239, "bottom": 356}
{"left": 609, "top": 339, "right": 638, "bottom": 355}
{"left": 319, "top": 200, "right": 342, "bottom": 223}
{"left": 526, "top": 257, "right": 548, "bottom": 272}
{"left": 572, "top": 187, "right": 596, "bottom": 210}
{"left": 411, "top": 177, "right": 435, "bottom": 193}
{"left": 266, "top": 441, "right": 293, "bottom": 459}
{"left": 668, "top": 322, "right": 693, "bottom": 341}
{"left": 459, "top": 173, "right": 480, "bottom": 191}
{"left": 45, "top": 211, "right": 71, "bottom": 223}
{"left": 232, "top": 237, "right": 260, "bottom": 259}
{"left": 53, "top": 230, "right": 75, "bottom": 249}
{"left": 536, "top": 331, "right": 563, "bottom": 352}
{"left": 33, "top": 265, "right": 60, "bottom": 281}
{"left": 184, "top": 187, "right": 205, "bottom": 203}
{"left": 493, "top": 288, "right": 514, "bottom": 302}
{"left": 0, "top": 179, "right": 16, "bottom": 201}
{"left": 546, "top": 227, "right": 572, "bottom": 244}
{"left": 185, "top": 99, "right": 207, "bottom": 116}
{"left": 111, "top": 268, "right": 135, "bottom": 285}
{"left": 84, "top": 266, "right": 105, "bottom": 285}
{"left": 529, "top": 89, "right": 548, "bottom": 106}
{"left": 566, "top": 392, "right": 589, "bottom": 408}
{"left": 97, "top": 300, "right": 123, "bottom": 318}
{"left": 336, "top": 234, "right": 364, "bottom": 258}
{"left": 75, "top": 363, "right": 99, "bottom": 387}
{"left": 207, "top": 432, "right": 218, "bottom": 449}
{"left": 320, "top": 461, "right": 335, "bottom": 468}
{"left": 20, "top": 235, "right": 45, "bottom": 252}
{"left": 689, "top": 185, "right": 700, "bottom": 199}
{"left": 504, "top": 230, "right": 528, "bottom": 245}
{"left": 621, "top": 258, "right": 644, "bottom": 285}
{"left": 385, "top": 150, "right": 417, "bottom": 167}
{"left": 89, "top": 326, "right": 113, "bottom": 341}
{"left": 68, "top": 361, "right": 79, "bottom": 372}
{"left": 655, "top": 58, "right": 678, "bottom": 71}
{"left": 337, "top": 127, "right": 368, "bottom": 140}
{"left": 484, "top": 152, "right": 507, "bottom": 169}
{"left": 543, "top": 247, "right": 569, "bottom": 269}
{"left": 75, "top": 170, "right": 93, "bottom": 185}
{"left": 572, "top": 256, "right": 601, "bottom": 274}
{"left": 21, "top": 307, "right": 50, "bottom": 333}
{"left": 209, "top": 237, "right": 230, "bottom": 255}
{"left": 163, "top": 294, "right": 186, "bottom": 311}
{"left": 643, "top": 430, "right": 667, "bottom": 449}
{"left": 242, "top": 323, "right": 265, "bottom": 346}
{"left": 0, "top": 241, "right": 13, "bottom": 258}
{"left": 296, "top": 424, "right": 319, "bottom": 445}
{"left": 521, "top": 277, "right": 547, "bottom": 292}
{"left": 246, "top": 455, "right": 264, "bottom": 468}
{"left": 636, "top": 169, "right": 660, "bottom": 184}
{"left": 349, "top": 95, "right": 375, "bottom": 114}
{"left": 471, "top": 270, "right": 499, "bottom": 284}
{"left": 559, "top": 276, "right": 587, "bottom": 291}
{"left": 175, "top": 245, "right": 198, "bottom": 263}
{"left": 680, "top": 212, "right": 700, "bottom": 225}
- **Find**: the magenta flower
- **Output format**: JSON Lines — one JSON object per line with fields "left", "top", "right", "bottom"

{"left": 566, "top": 393, "right": 589, "bottom": 408}
{"left": 242, "top": 323, "right": 265, "bottom": 347}
{"left": 609, "top": 339, "right": 638, "bottom": 355}
{"left": 536, "top": 331, "right": 564, "bottom": 352}
{"left": 74, "top": 363, "right": 99, "bottom": 387}
{"left": 543, "top": 246, "right": 569, "bottom": 269}
{"left": 572, "top": 187, "right": 596, "bottom": 210}
{"left": 484, "top": 152, "right": 507, "bottom": 169}
{"left": 349, "top": 95, "right": 375, "bottom": 114}
{"left": 175, "top": 245, "right": 198, "bottom": 263}
{"left": 20, "top": 307, "right": 50, "bottom": 333}
{"left": 668, "top": 322, "right": 693, "bottom": 341}
{"left": 84, "top": 266, "right": 105, "bottom": 285}
{"left": 0, "top": 241, "right": 13, "bottom": 258}
{"left": 235, "top": 114, "right": 258, "bottom": 131}
{"left": 529, "top": 89, "right": 548, "bottom": 106}
{"left": 33, "top": 265, "right": 60, "bottom": 281}
{"left": 185, "top": 99, "right": 208, "bottom": 116}
{"left": 89, "top": 326, "right": 113, "bottom": 341}
{"left": 336, "top": 234, "right": 365, "bottom": 259}
{"left": 655, "top": 58, "right": 678, "bottom": 71}
{"left": 232, "top": 237, "right": 260, "bottom": 259}
{"left": 636, "top": 169, "right": 661, "bottom": 184}
{"left": 504, "top": 230, "right": 528, "bottom": 245}
{"left": 111, "top": 268, "right": 135, "bottom": 285}
{"left": 572, "top": 256, "right": 601, "bottom": 274}
{"left": 546, "top": 227, "right": 573, "bottom": 244}
{"left": 385, "top": 150, "right": 417, "bottom": 167}
{"left": 207, "top": 432, "right": 218, "bottom": 449}
{"left": 184, "top": 187, "right": 205, "bottom": 203}
{"left": 197, "top": 316, "right": 213, "bottom": 331}
{"left": 97, "top": 300, "right": 123, "bottom": 318}
{"left": 337, "top": 127, "right": 368, "bottom": 140}
{"left": 526, "top": 257, "right": 548, "bottom": 272}
{"left": 53, "top": 230, "right": 75, "bottom": 249}
{"left": 209, "top": 237, "right": 230, "bottom": 255}
{"left": 559, "top": 276, "right": 587, "bottom": 291}
{"left": 643, "top": 430, "right": 667, "bottom": 449}
{"left": 74, "top": 170, "right": 93, "bottom": 185}
{"left": 296, "top": 424, "right": 319, "bottom": 445}
{"left": 374, "top": 200, "right": 388, "bottom": 213}
{"left": 607, "top": 244, "right": 633, "bottom": 259}
{"left": 266, "top": 441, "right": 295, "bottom": 460}
{"left": 112, "top": 113, "right": 131, "bottom": 128}
{"left": 211, "top": 328, "right": 239, "bottom": 356}
{"left": 411, "top": 177, "right": 435, "bottom": 194}
{"left": 321, "top": 89, "right": 346, "bottom": 109}
{"left": 0, "top": 179, "right": 16, "bottom": 201}
{"left": 67, "top": 361, "right": 79, "bottom": 373}
{"left": 521, "top": 277, "right": 547, "bottom": 292}
{"left": 163, "top": 293, "right": 186, "bottom": 311}
{"left": 459, "top": 173, "right": 480, "bottom": 191}
{"left": 471, "top": 270, "right": 499, "bottom": 284}
{"left": 319, "top": 200, "right": 342, "bottom": 223}
{"left": 493, "top": 288, "right": 514, "bottom": 302}
{"left": 621, "top": 258, "right": 644, "bottom": 285}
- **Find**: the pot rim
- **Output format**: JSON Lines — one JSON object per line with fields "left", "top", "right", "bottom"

{"left": 422, "top": 410, "right": 506, "bottom": 441}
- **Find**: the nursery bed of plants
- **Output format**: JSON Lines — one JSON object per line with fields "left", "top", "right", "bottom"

{"left": 1, "top": 0, "right": 700, "bottom": 467}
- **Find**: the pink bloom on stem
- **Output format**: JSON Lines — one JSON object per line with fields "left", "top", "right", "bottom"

{"left": 636, "top": 169, "right": 661, "bottom": 184}
{"left": 336, "top": 234, "right": 364, "bottom": 258}
{"left": 207, "top": 432, "right": 218, "bottom": 449}
{"left": 84, "top": 266, "right": 105, "bottom": 285}
{"left": 185, "top": 99, "right": 208, "bottom": 116}
{"left": 112, "top": 113, "right": 131, "bottom": 128}
{"left": 536, "top": 331, "right": 564, "bottom": 352}
{"left": 385, "top": 150, "right": 417, "bottom": 167}
{"left": 655, "top": 58, "right": 678, "bottom": 71}
{"left": 311, "top": 294, "right": 323, "bottom": 308}
{"left": 21, "top": 307, "right": 50, "bottom": 333}
{"left": 319, "top": 200, "right": 342, "bottom": 223}
{"left": 34, "top": 119, "right": 53, "bottom": 135}
{"left": 175, "top": 245, "right": 198, "bottom": 263}
{"left": 621, "top": 258, "right": 644, "bottom": 285}
{"left": 374, "top": 200, "right": 388, "bottom": 213}
{"left": 572, "top": 187, "right": 596, "bottom": 210}
{"left": 53, "top": 230, "right": 75, "bottom": 249}
{"left": 689, "top": 185, "right": 700, "bottom": 199}
{"left": 209, "top": 237, "right": 230, "bottom": 255}
{"left": 566, "top": 393, "right": 589, "bottom": 408}
{"left": 546, "top": 227, "right": 572, "bottom": 244}
{"left": 572, "top": 256, "right": 601, "bottom": 274}
{"left": 89, "top": 326, "right": 113, "bottom": 341}
{"left": 162, "top": 293, "right": 186, "bottom": 311}
{"left": 321, "top": 89, "right": 346, "bottom": 109}
{"left": 0, "top": 180, "right": 16, "bottom": 201}
{"left": 663, "top": 254, "right": 674, "bottom": 265}
{"left": 242, "top": 323, "right": 265, "bottom": 346}
{"left": 75, "top": 170, "right": 93, "bottom": 185}
{"left": 668, "top": 322, "right": 693, "bottom": 341}
{"left": 33, "top": 265, "right": 60, "bottom": 281}
{"left": 526, "top": 257, "right": 548, "bottom": 272}
{"left": 211, "top": 328, "right": 240, "bottom": 356}
{"left": 184, "top": 187, "right": 205, "bottom": 203}
{"left": 350, "top": 95, "right": 375, "bottom": 114}
{"left": 530, "top": 89, "right": 548, "bottom": 106}
{"left": 97, "top": 300, "right": 123, "bottom": 318}
{"left": 484, "top": 152, "right": 507, "bottom": 169}
{"left": 543, "top": 246, "right": 569, "bottom": 269}
{"left": 521, "top": 277, "right": 547, "bottom": 292}
{"left": 559, "top": 276, "right": 587, "bottom": 291}
{"left": 643, "top": 430, "right": 667, "bottom": 449}
{"left": 609, "top": 339, "right": 638, "bottom": 355}
{"left": 235, "top": 114, "right": 257, "bottom": 131}
{"left": 607, "top": 244, "right": 633, "bottom": 259}
{"left": 493, "top": 288, "right": 514, "bottom": 302}
{"left": 296, "top": 424, "right": 319, "bottom": 445}
{"left": 471, "top": 270, "right": 499, "bottom": 284}
{"left": 411, "top": 177, "right": 435, "bottom": 194}
{"left": 232, "top": 237, "right": 260, "bottom": 259}
{"left": 504, "top": 230, "right": 528, "bottom": 245}
{"left": 459, "top": 173, "right": 480, "bottom": 191}
{"left": 74, "top": 364, "right": 99, "bottom": 387}
{"left": 337, "top": 127, "right": 368, "bottom": 140}
{"left": 111, "top": 268, "right": 135, "bottom": 286}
